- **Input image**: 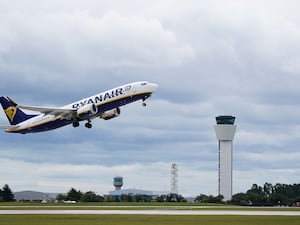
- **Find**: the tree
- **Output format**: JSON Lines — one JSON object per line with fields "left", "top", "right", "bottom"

{"left": 121, "top": 194, "right": 133, "bottom": 202}
{"left": 104, "top": 195, "right": 115, "bottom": 202}
{"left": 194, "top": 194, "right": 208, "bottom": 203}
{"left": 134, "top": 194, "right": 151, "bottom": 202}
{"left": 155, "top": 195, "right": 167, "bottom": 202}
{"left": 1, "top": 184, "right": 14, "bottom": 202}
{"left": 230, "top": 183, "right": 300, "bottom": 206}
{"left": 0, "top": 188, "right": 2, "bottom": 201}
{"left": 194, "top": 194, "right": 223, "bottom": 204}
{"left": 231, "top": 193, "right": 249, "bottom": 206}
{"left": 66, "top": 188, "right": 82, "bottom": 202}
{"left": 56, "top": 194, "right": 67, "bottom": 201}
{"left": 81, "top": 191, "right": 104, "bottom": 202}
{"left": 248, "top": 184, "right": 263, "bottom": 195}
{"left": 156, "top": 193, "right": 187, "bottom": 202}
{"left": 269, "top": 193, "right": 288, "bottom": 206}
{"left": 263, "top": 183, "right": 274, "bottom": 198}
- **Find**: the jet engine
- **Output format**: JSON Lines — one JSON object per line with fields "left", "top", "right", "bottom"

{"left": 100, "top": 108, "right": 121, "bottom": 120}
{"left": 77, "top": 103, "right": 98, "bottom": 116}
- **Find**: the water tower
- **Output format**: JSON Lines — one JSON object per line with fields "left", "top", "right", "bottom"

{"left": 214, "top": 115, "right": 236, "bottom": 201}
{"left": 113, "top": 176, "right": 123, "bottom": 191}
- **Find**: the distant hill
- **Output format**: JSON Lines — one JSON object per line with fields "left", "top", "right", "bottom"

{"left": 14, "top": 191, "right": 59, "bottom": 202}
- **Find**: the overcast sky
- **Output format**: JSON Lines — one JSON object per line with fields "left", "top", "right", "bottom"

{"left": 0, "top": 0, "right": 300, "bottom": 196}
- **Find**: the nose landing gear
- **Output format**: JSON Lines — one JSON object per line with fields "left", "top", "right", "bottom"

{"left": 142, "top": 96, "right": 149, "bottom": 107}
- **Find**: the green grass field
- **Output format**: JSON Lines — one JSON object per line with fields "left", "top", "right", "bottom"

{"left": 1, "top": 215, "right": 300, "bottom": 225}
{"left": 1, "top": 202, "right": 300, "bottom": 211}
{"left": 1, "top": 203, "right": 300, "bottom": 225}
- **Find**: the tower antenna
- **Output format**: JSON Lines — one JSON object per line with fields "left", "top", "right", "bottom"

{"left": 171, "top": 163, "right": 178, "bottom": 194}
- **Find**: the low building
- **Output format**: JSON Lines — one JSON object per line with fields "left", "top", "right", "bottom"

{"left": 107, "top": 188, "right": 168, "bottom": 201}
{"left": 14, "top": 191, "right": 58, "bottom": 202}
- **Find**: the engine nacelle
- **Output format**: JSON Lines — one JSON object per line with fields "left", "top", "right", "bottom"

{"left": 77, "top": 103, "right": 98, "bottom": 116}
{"left": 100, "top": 107, "right": 121, "bottom": 120}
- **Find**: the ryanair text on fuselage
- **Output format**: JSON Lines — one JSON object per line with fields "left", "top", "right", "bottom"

{"left": 72, "top": 85, "right": 131, "bottom": 109}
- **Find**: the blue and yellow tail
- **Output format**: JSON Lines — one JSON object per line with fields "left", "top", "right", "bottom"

{"left": 0, "top": 96, "right": 36, "bottom": 125}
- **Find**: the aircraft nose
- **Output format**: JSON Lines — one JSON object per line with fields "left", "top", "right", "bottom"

{"left": 150, "top": 83, "right": 159, "bottom": 92}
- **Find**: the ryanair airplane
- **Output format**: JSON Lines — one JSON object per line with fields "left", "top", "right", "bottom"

{"left": 0, "top": 81, "right": 158, "bottom": 134}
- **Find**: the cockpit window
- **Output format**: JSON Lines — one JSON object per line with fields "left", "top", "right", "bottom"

{"left": 141, "top": 82, "right": 147, "bottom": 86}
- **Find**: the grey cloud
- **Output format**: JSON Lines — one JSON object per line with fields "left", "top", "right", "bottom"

{"left": 1, "top": 1, "right": 300, "bottom": 195}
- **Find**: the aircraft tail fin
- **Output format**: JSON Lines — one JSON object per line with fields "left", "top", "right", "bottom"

{"left": 0, "top": 96, "right": 36, "bottom": 125}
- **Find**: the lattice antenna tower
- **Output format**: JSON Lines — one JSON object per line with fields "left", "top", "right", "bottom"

{"left": 171, "top": 163, "right": 178, "bottom": 194}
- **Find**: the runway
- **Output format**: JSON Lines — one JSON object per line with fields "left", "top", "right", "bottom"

{"left": 0, "top": 209, "right": 300, "bottom": 216}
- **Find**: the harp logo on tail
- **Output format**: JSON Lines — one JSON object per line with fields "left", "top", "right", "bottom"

{"left": 5, "top": 106, "right": 17, "bottom": 122}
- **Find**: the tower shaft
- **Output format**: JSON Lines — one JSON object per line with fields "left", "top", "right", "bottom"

{"left": 218, "top": 140, "right": 232, "bottom": 200}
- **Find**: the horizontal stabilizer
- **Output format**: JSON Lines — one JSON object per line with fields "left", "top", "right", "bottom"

{"left": 0, "top": 125, "right": 19, "bottom": 130}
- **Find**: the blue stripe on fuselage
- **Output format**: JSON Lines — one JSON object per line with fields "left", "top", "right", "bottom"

{"left": 10, "top": 92, "right": 152, "bottom": 134}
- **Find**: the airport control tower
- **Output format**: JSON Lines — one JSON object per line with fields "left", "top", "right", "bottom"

{"left": 214, "top": 115, "right": 236, "bottom": 201}
{"left": 113, "top": 176, "right": 123, "bottom": 191}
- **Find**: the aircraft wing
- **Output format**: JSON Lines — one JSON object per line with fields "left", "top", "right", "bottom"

{"left": 17, "top": 105, "right": 77, "bottom": 119}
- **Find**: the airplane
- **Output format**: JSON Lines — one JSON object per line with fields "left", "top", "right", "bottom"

{"left": 0, "top": 81, "right": 158, "bottom": 134}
